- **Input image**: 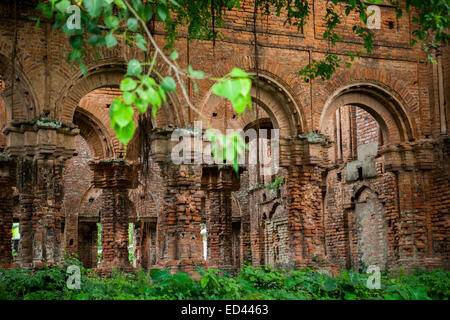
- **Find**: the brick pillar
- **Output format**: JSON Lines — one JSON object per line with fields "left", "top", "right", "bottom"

{"left": 4, "top": 121, "right": 78, "bottom": 267}
{"left": 281, "top": 133, "right": 331, "bottom": 268}
{"left": 201, "top": 165, "right": 241, "bottom": 272}
{"left": 0, "top": 156, "right": 16, "bottom": 266}
{"left": 286, "top": 164, "right": 327, "bottom": 266}
{"left": 382, "top": 142, "right": 440, "bottom": 269}
{"left": 239, "top": 177, "right": 252, "bottom": 266}
{"left": 89, "top": 160, "right": 139, "bottom": 271}
{"left": 150, "top": 129, "right": 205, "bottom": 275}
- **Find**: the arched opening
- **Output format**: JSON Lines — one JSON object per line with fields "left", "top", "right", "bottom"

{"left": 320, "top": 83, "right": 414, "bottom": 145}
{"left": 321, "top": 84, "right": 404, "bottom": 270}
{"left": 353, "top": 187, "right": 389, "bottom": 271}
{"left": 323, "top": 104, "right": 383, "bottom": 175}
{"left": 63, "top": 86, "right": 129, "bottom": 269}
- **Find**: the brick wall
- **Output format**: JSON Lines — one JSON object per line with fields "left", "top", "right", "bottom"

{"left": 355, "top": 107, "right": 379, "bottom": 147}
{"left": 0, "top": 0, "right": 448, "bottom": 272}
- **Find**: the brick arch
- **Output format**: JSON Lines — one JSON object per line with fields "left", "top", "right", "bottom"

{"left": 197, "top": 74, "right": 305, "bottom": 138}
{"left": 210, "top": 56, "right": 309, "bottom": 134}
{"left": 317, "top": 67, "right": 417, "bottom": 138}
{"left": 354, "top": 185, "right": 377, "bottom": 202}
{"left": 0, "top": 53, "right": 38, "bottom": 121}
{"left": 319, "top": 81, "right": 415, "bottom": 145}
{"left": 55, "top": 59, "right": 184, "bottom": 128}
{"left": 74, "top": 108, "right": 116, "bottom": 159}
{"left": 320, "top": 68, "right": 418, "bottom": 113}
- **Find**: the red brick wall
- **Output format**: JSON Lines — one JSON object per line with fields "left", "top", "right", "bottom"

{"left": 0, "top": 98, "right": 7, "bottom": 152}
{"left": 355, "top": 108, "right": 379, "bottom": 147}
{"left": 0, "top": 0, "right": 448, "bottom": 271}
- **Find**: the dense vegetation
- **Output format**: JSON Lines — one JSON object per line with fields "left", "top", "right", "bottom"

{"left": 1, "top": 256, "right": 448, "bottom": 300}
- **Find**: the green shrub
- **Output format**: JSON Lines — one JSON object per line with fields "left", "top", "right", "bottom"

{"left": 0, "top": 257, "right": 448, "bottom": 300}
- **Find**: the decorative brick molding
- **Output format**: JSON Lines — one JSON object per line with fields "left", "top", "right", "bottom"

{"left": 3, "top": 121, "right": 78, "bottom": 267}
{"left": 319, "top": 83, "right": 415, "bottom": 145}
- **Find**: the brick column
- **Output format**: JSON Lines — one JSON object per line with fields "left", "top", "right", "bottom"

{"left": 89, "top": 160, "right": 139, "bottom": 271}
{"left": 280, "top": 133, "right": 331, "bottom": 268}
{"left": 150, "top": 129, "right": 205, "bottom": 275}
{"left": 239, "top": 174, "right": 252, "bottom": 266}
{"left": 4, "top": 121, "right": 77, "bottom": 267}
{"left": 381, "top": 141, "right": 441, "bottom": 269}
{"left": 0, "top": 156, "right": 16, "bottom": 266}
{"left": 201, "top": 165, "right": 241, "bottom": 272}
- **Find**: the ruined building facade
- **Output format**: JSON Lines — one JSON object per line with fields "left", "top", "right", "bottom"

{"left": 0, "top": 1, "right": 449, "bottom": 274}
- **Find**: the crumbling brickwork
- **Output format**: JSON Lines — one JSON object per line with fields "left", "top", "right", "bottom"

{"left": 202, "top": 166, "right": 242, "bottom": 272}
{"left": 89, "top": 160, "right": 139, "bottom": 271}
{"left": 0, "top": 0, "right": 448, "bottom": 274}
{"left": 0, "top": 157, "right": 15, "bottom": 266}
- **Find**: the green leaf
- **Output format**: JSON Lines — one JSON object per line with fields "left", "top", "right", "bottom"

{"left": 231, "top": 94, "right": 248, "bottom": 114}
{"left": 188, "top": 65, "right": 204, "bottom": 79}
{"left": 193, "top": 81, "right": 198, "bottom": 93}
{"left": 147, "top": 87, "right": 162, "bottom": 108}
{"left": 158, "top": 86, "right": 167, "bottom": 103}
{"left": 105, "top": 32, "right": 117, "bottom": 48}
{"left": 134, "top": 98, "right": 148, "bottom": 113}
{"left": 228, "top": 68, "right": 249, "bottom": 78}
{"left": 126, "top": 59, "right": 142, "bottom": 76}
{"left": 160, "top": 76, "right": 176, "bottom": 92}
{"left": 123, "top": 91, "right": 136, "bottom": 104}
{"left": 55, "top": 0, "right": 71, "bottom": 13}
{"left": 142, "top": 5, "right": 154, "bottom": 21}
{"left": 136, "top": 33, "right": 147, "bottom": 51}
{"left": 35, "top": 18, "right": 40, "bottom": 32}
{"left": 84, "top": 0, "right": 105, "bottom": 18}
{"left": 79, "top": 63, "right": 88, "bottom": 77}
{"left": 110, "top": 99, "right": 134, "bottom": 127}
{"left": 321, "top": 276, "right": 338, "bottom": 292}
{"left": 151, "top": 269, "right": 171, "bottom": 282}
{"left": 142, "top": 75, "right": 157, "bottom": 87}
{"left": 120, "top": 78, "right": 138, "bottom": 91}
{"left": 114, "top": 0, "right": 126, "bottom": 9}
{"left": 201, "top": 277, "right": 209, "bottom": 288}
{"left": 69, "top": 35, "right": 83, "bottom": 49}
{"left": 104, "top": 15, "right": 119, "bottom": 29}
{"left": 152, "top": 104, "right": 159, "bottom": 118}
{"left": 88, "top": 35, "right": 102, "bottom": 45}
{"left": 212, "top": 78, "right": 241, "bottom": 101}
{"left": 170, "top": 50, "right": 179, "bottom": 61}
{"left": 136, "top": 88, "right": 149, "bottom": 101}
{"left": 114, "top": 121, "right": 135, "bottom": 145}
{"left": 157, "top": 5, "right": 168, "bottom": 21}
{"left": 238, "top": 78, "right": 251, "bottom": 96}
{"left": 127, "top": 18, "right": 138, "bottom": 32}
